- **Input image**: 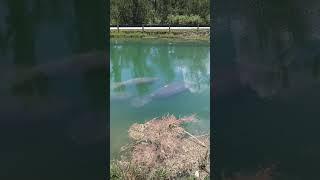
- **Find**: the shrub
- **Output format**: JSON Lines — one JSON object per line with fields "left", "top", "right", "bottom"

{"left": 147, "top": 9, "right": 161, "bottom": 25}
{"left": 167, "top": 14, "right": 206, "bottom": 26}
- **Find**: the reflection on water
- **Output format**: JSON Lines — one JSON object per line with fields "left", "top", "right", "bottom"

{"left": 214, "top": 0, "right": 320, "bottom": 179}
{"left": 0, "top": 1, "right": 106, "bottom": 179}
{"left": 110, "top": 39, "right": 210, "bottom": 159}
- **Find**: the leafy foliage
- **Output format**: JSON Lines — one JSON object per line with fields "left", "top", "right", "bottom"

{"left": 110, "top": 0, "right": 209, "bottom": 25}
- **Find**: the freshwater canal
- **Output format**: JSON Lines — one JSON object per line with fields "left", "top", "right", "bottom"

{"left": 110, "top": 39, "right": 210, "bottom": 159}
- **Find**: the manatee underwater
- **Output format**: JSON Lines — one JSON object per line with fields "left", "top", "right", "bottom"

{"left": 111, "top": 77, "right": 159, "bottom": 90}
{"left": 110, "top": 92, "right": 134, "bottom": 102}
{"left": 130, "top": 81, "right": 191, "bottom": 107}
{"left": 0, "top": 51, "right": 108, "bottom": 145}
{"left": 110, "top": 77, "right": 159, "bottom": 103}
{"left": 2, "top": 51, "right": 107, "bottom": 93}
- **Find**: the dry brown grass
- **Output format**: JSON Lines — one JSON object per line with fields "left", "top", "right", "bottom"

{"left": 113, "top": 114, "right": 210, "bottom": 179}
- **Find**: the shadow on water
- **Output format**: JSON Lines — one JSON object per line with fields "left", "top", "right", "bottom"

{"left": 0, "top": 0, "right": 106, "bottom": 179}
{"left": 214, "top": 0, "right": 320, "bottom": 179}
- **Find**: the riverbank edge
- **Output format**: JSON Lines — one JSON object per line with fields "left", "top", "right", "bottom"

{"left": 110, "top": 29, "right": 210, "bottom": 42}
{"left": 110, "top": 114, "right": 210, "bottom": 180}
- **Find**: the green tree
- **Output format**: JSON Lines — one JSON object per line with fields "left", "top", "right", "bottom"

{"left": 110, "top": 0, "right": 210, "bottom": 25}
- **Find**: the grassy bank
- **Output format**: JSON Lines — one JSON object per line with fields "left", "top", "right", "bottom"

{"left": 110, "top": 29, "right": 209, "bottom": 41}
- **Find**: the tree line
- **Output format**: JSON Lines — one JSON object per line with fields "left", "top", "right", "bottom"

{"left": 111, "top": 0, "right": 210, "bottom": 26}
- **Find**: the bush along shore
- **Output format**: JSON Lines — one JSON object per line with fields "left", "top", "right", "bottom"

{"left": 110, "top": 29, "right": 210, "bottom": 41}
{"left": 111, "top": 0, "right": 209, "bottom": 26}
{"left": 110, "top": 114, "right": 210, "bottom": 180}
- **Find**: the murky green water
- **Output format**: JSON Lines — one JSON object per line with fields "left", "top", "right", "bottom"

{"left": 110, "top": 39, "right": 210, "bottom": 159}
